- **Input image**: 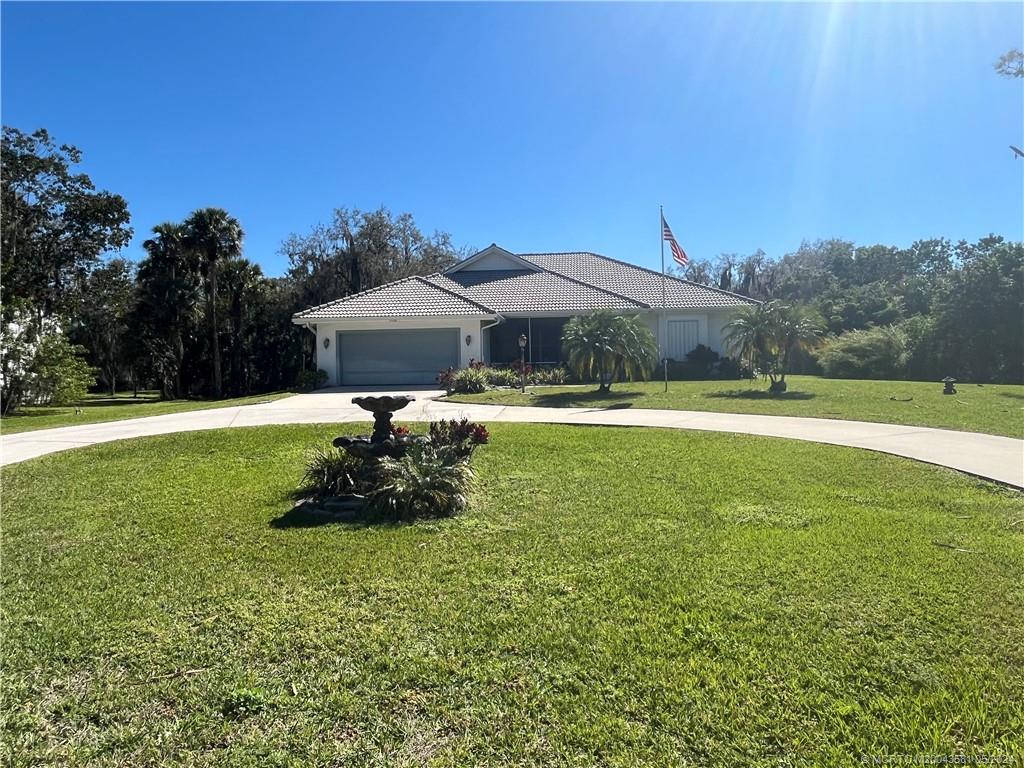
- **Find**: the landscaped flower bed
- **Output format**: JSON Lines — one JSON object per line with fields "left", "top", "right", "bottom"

{"left": 298, "top": 417, "right": 489, "bottom": 521}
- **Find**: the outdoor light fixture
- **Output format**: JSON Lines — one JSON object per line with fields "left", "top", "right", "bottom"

{"left": 518, "top": 333, "right": 528, "bottom": 394}
{"left": 465, "top": 334, "right": 472, "bottom": 346}
{"left": 323, "top": 337, "right": 330, "bottom": 349}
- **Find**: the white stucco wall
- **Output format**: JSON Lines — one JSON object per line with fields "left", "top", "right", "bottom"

{"left": 305, "top": 317, "right": 489, "bottom": 385}
{"left": 643, "top": 309, "right": 736, "bottom": 359}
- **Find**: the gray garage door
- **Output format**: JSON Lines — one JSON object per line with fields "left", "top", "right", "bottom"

{"left": 338, "top": 328, "right": 460, "bottom": 386}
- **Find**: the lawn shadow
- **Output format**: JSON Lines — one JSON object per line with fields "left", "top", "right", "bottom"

{"left": 528, "top": 389, "right": 640, "bottom": 408}
{"left": 270, "top": 498, "right": 405, "bottom": 529}
{"left": 75, "top": 397, "right": 162, "bottom": 409}
{"left": 998, "top": 392, "right": 1024, "bottom": 400}
{"left": 1, "top": 408, "right": 69, "bottom": 421}
{"left": 703, "top": 389, "right": 817, "bottom": 401}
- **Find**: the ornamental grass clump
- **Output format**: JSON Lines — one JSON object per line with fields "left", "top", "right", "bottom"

{"left": 298, "top": 445, "right": 367, "bottom": 500}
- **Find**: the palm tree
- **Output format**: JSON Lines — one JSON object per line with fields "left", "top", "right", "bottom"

{"left": 183, "top": 208, "right": 244, "bottom": 399}
{"left": 724, "top": 301, "right": 821, "bottom": 393}
{"left": 219, "top": 257, "right": 264, "bottom": 396}
{"left": 561, "top": 311, "right": 658, "bottom": 392}
{"left": 139, "top": 222, "right": 200, "bottom": 399}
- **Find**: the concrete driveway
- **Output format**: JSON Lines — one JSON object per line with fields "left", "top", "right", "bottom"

{"left": 2, "top": 388, "right": 1022, "bottom": 488}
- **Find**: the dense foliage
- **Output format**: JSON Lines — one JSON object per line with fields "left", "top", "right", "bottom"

{"left": 681, "top": 237, "right": 1023, "bottom": 383}
{"left": 816, "top": 325, "right": 909, "bottom": 380}
{"left": 438, "top": 361, "right": 570, "bottom": 393}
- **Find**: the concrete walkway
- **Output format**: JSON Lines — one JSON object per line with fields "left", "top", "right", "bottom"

{"left": 2, "top": 389, "right": 1022, "bottom": 488}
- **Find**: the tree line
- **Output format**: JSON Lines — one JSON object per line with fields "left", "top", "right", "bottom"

{"left": 675, "top": 235, "right": 1023, "bottom": 383}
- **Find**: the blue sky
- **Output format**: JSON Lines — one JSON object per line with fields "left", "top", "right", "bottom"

{"left": 2, "top": 2, "right": 1021, "bottom": 276}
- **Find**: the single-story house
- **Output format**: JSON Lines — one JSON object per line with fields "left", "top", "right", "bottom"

{"left": 292, "top": 244, "right": 757, "bottom": 386}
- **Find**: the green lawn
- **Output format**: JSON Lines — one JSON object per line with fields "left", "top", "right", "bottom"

{"left": 0, "top": 390, "right": 295, "bottom": 434}
{"left": 446, "top": 375, "right": 1024, "bottom": 438}
{"left": 3, "top": 424, "right": 1022, "bottom": 766}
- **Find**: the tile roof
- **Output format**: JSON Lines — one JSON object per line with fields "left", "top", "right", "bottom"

{"left": 293, "top": 276, "right": 491, "bottom": 320}
{"left": 293, "top": 250, "right": 756, "bottom": 321}
{"left": 520, "top": 252, "right": 758, "bottom": 309}
{"left": 427, "top": 269, "right": 646, "bottom": 314}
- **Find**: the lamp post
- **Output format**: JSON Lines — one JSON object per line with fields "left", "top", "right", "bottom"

{"left": 518, "top": 333, "right": 528, "bottom": 393}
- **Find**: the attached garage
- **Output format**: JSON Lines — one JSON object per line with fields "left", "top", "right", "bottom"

{"left": 337, "top": 328, "right": 460, "bottom": 386}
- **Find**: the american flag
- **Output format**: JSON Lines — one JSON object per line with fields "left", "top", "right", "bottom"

{"left": 662, "top": 216, "right": 689, "bottom": 267}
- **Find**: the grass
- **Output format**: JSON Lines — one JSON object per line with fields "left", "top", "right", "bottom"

{"left": 445, "top": 375, "right": 1024, "bottom": 438}
{"left": 0, "top": 390, "right": 295, "bottom": 434}
{"left": 2, "top": 423, "right": 1023, "bottom": 766}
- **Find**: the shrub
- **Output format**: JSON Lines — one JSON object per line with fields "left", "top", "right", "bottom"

{"left": 28, "top": 333, "right": 96, "bottom": 407}
{"left": 299, "top": 445, "right": 367, "bottom": 499}
{"left": 486, "top": 367, "right": 521, "bottom": 388}
{"left": 816, "top": 325, "right": 908, "bottom": 380}
{"left": 429, "top": 417, "right": 489, "bottom": 459}
{"left": 437, "top": 366, "right": 457, "bottom": 392}
{"left": 685, "top": 344, "right": 720, "bottom": 366}
{"left": 439, "top": 366, "right": 488, "bottom": 394}
{"left": 529, "top": 366, "right": 569, "bottom": 386}
{"left": 365, "top": 444, "right": 474, "bottom": 520}
{"left": 295, "top": 368, "right": 328, "bottom": 392}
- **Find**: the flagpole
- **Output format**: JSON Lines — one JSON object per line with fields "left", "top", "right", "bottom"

{"left": 660, "top": 205, "right": 668, "bottom": 393}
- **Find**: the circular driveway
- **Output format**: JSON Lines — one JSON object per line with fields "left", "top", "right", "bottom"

{"left": 2, "top": 388, "right": 1022, "bottom": 488}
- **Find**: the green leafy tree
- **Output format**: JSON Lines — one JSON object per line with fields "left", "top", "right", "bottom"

{"left": 724, "top": 302, "right": 822, "bottom": 393}
{"left": 0, "top": 315, "right": 95, "bottom": 415}
{"left": 183, "top": 208, "right": 244, "bottom": 399}
{"left": 1, "top": 126, "right": 131, "bottom": 318}
{"left": 71, "top": 258, "right": 135, "bottom": 395}
{"left": 28, "top": 333, "right": 96, "bottom": 406}
{"left": 561, "top": 311, "right": 658, "bottom": 392}
{"left": 928, "top": 238, "right": 1023, "bottom": 382}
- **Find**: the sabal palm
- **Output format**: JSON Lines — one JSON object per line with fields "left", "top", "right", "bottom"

{"left": 183, "top": 208, "right": 244, "bottom": 399}
{"left": 561, "top": 311, "right": 658, "bottom": 392}
{"left": 140, "top": 222, "right": 201, "bottom": 398}
{"left": 220, "top": 257, "right": 264, "bottom": 395}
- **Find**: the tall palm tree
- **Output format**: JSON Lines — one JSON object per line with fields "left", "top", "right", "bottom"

{"left": 724, "top": 301, "right": 821, "bottom": 393}
{"left": 561, "top": 311, "right": 658, "bottom": 392}
{"left": 182, "top": 208, "right": 244, "bottom": 399}
{"left": 219, "top": 257, "right": 264, "bottom": 396}
{"left": 139, "top": 222, "right": 200, "bottom": 399}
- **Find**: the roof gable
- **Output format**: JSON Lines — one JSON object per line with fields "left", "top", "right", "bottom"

{"left": 446, "top": 244, "right": 543, "bottom": 273}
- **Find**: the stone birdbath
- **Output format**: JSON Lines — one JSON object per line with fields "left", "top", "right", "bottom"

{"left": 332, "top": 395, "right": 419, "bottom": 459}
